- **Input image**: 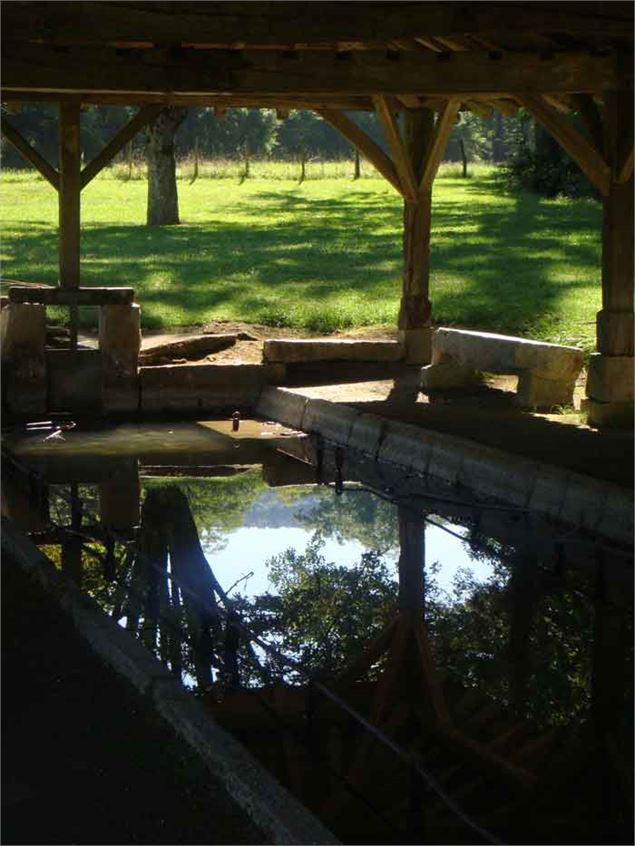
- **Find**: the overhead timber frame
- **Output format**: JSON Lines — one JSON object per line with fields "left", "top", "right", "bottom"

{"left": 1, "top": 1, "right": 633, "bottom": 424}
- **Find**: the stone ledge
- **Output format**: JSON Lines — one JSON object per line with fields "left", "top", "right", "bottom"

{"left": 1, "top": 518, "right": 337, "bottom": 846}
{"left": 263, "top": 338, "right": 404, "bottom": 364}
{"left": 140, "top": 364, "right": 265, "bottom": 413}
{"left": 256, "top": 388, "right": 632, "bottom": 545}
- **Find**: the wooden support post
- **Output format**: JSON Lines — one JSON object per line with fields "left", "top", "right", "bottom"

{"left": 584, "top": 90, "right": 634, "bottom": 428}
{"left": 58, "top": 102, "right": 82, "bottom": 348}
{"left": 399, "top": 108, "right": 435, "bottom": 364}
{"left": 397, "top": 507, "right": 425, "bottom": 614}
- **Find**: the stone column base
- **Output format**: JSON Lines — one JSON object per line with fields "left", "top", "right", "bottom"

{"left": 398, "top": 327, "right": 432, "bottom": 365}
{"left": 586, "top": 353, "right": 634, "bottom": 402}
{"left": 582, "top": 397, "right": 634, "bottom": 429}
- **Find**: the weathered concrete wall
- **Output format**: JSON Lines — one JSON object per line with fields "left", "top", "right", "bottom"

{"left": 256, "top": 386, "right": 633, "bottom": 545}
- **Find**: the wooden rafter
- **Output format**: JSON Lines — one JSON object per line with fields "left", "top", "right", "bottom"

{"left": 519, "top": 94, "right": 611, "bottom": 195}
{"left": 1, "top": 43, "right": 621, "bottom": 97}
{"left": 419, "top": 98, "right": 461, "bottom": 193}
{"left": 315, "top": 108, "right": 403, "bottom": 196}
{"left": 374, "top": 95, "right": 417, "bottom": 200}
{"left": 2, "top": 106, "right": 159, "bottom": 194}
{"left": 80, "top": 104, "right": 163, "bottom": 188}
{"left": 0, "top": 115, "right": 59, "bottom": 190}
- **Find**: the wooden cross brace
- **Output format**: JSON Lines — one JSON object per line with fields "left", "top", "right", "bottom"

{"left": 0, "top": 104, "right": 163, "bottom": 192}
{"left": 316, "top": 98, "right": 461, "bottom": 201}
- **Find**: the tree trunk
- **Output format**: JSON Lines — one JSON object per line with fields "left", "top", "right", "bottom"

{"left": 146, "top": 107, "right": 186, "bottom": 226}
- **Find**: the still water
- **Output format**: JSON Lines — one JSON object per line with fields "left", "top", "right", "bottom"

{"left": 3, "top": 420, "right": 633, "bottom": 845}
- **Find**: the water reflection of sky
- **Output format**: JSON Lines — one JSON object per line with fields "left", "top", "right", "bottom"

{"left": 200, "top": 487, "right": 497, "bottom": 601}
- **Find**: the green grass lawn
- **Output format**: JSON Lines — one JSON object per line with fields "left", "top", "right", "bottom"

{"left": 0, "top": 163, "right": 602, "bottom": 351}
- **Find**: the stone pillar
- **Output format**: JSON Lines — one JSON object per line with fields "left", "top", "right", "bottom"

{"left": 583, "top": 91, "right": 634, "bottom": 428}
{"left": 399, "top": 109, "right": 435, "bottom": 364}
{"left": 0, "top": 302, "right": 47, "bottom": 415}
{"left": 98, "top": 303, "right": 141, "bottom": 413}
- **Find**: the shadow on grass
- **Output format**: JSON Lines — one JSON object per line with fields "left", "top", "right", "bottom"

{"left": 1, "top": 181, "right": 601, "bottom": 340}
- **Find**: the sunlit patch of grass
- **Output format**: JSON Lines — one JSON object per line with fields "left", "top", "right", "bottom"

{"left": 0, "top": 165, "right": 601, "bottom": 347}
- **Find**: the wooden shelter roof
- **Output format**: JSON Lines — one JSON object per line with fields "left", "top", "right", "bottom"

{"left": 2, "top": 2, "right": 633, "bottom": 116}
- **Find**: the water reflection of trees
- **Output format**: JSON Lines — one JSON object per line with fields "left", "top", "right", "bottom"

{"left": 40, "top": 477, "right": 628, "bottom": 732}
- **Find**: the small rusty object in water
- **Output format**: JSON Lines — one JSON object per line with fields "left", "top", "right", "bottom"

{"left": 232, "top": 411, "right": 241, "bottom": 432}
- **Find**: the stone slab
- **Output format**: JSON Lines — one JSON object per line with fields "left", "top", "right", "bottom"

{"left": 256, "top": 386, "right": 308, "bottom": 430}
{"left": 139, "top": 333, "right": 236, "bottom": 365}
{"left": 516, "top": 370, "right": 576, "bottom": 409}
{"left": 140, "top": 364, "right": 264, "bottom": 413}
{"left": 9, "top": 286, "right": 134, "bottom": 305}
{"left": 377, "top": 421, "right": 433, "bottom": 476}
{"left": 420, "top": 360, "right": 477, "bottom": 391}
{"left": 263, "top": 338, "right": 403, "bottom": 364}
{"left": 348, "top": 413, "right": 387, "bottom": 459}
{"left": 586, "top": 353, "right": 634, "bottom": 403}
{"left": 302, "top": 398, "right": 360, "bottom": 445}
{"left": 431, "top": 327, "right": 583, "bottom": 380}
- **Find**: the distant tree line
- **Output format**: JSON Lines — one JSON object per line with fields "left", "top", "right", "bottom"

{"left": 1, "top": 103, "right": 594, "bottom": 198}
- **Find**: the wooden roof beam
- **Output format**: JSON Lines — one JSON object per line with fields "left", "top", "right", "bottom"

{"left": 315, "top": 108, "right": 403, "bottom": 197}
{"left": 1, "top": 44, "right": 624, "bottom": 97}
{"left": 0, "top": 115, "right": 59, "bottom": 189}
{"left": 519, "top": 94, "right": 611, "bottom": 195}
{"left": 3, "top": 2, "right": 631, "bottom": 46}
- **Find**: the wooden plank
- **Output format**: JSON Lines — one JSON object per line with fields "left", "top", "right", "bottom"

{"left": 0, "top": 90, "right": 375, "bottom": 111}
{"left": 419, "top": 98, "right": 461, "bottom": 193}
{"left": 316, "top": 109, "right": 403, "bottom": 196}
{"left": 58, "top": 100, "right": 81, "bottom": 350}
{"left": 3, "top": 2, "right": 632, "bottom": 47}
{"left": 80, "top": 104, "right": 163, "bottom": 189}
{"left": 374, "top": 95, "right": 418, "bottom": 200}
{"left": 0, "top": 116, "right": 59, "bottom": 190}
{"left": 519, "top": 94, "right": 611, "bottom": 196}
{"left": 1, "top": 43, "right": 623, "bottom": 98}
{"left": 9, "top": 286, "right": 134, "bottom": 305}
